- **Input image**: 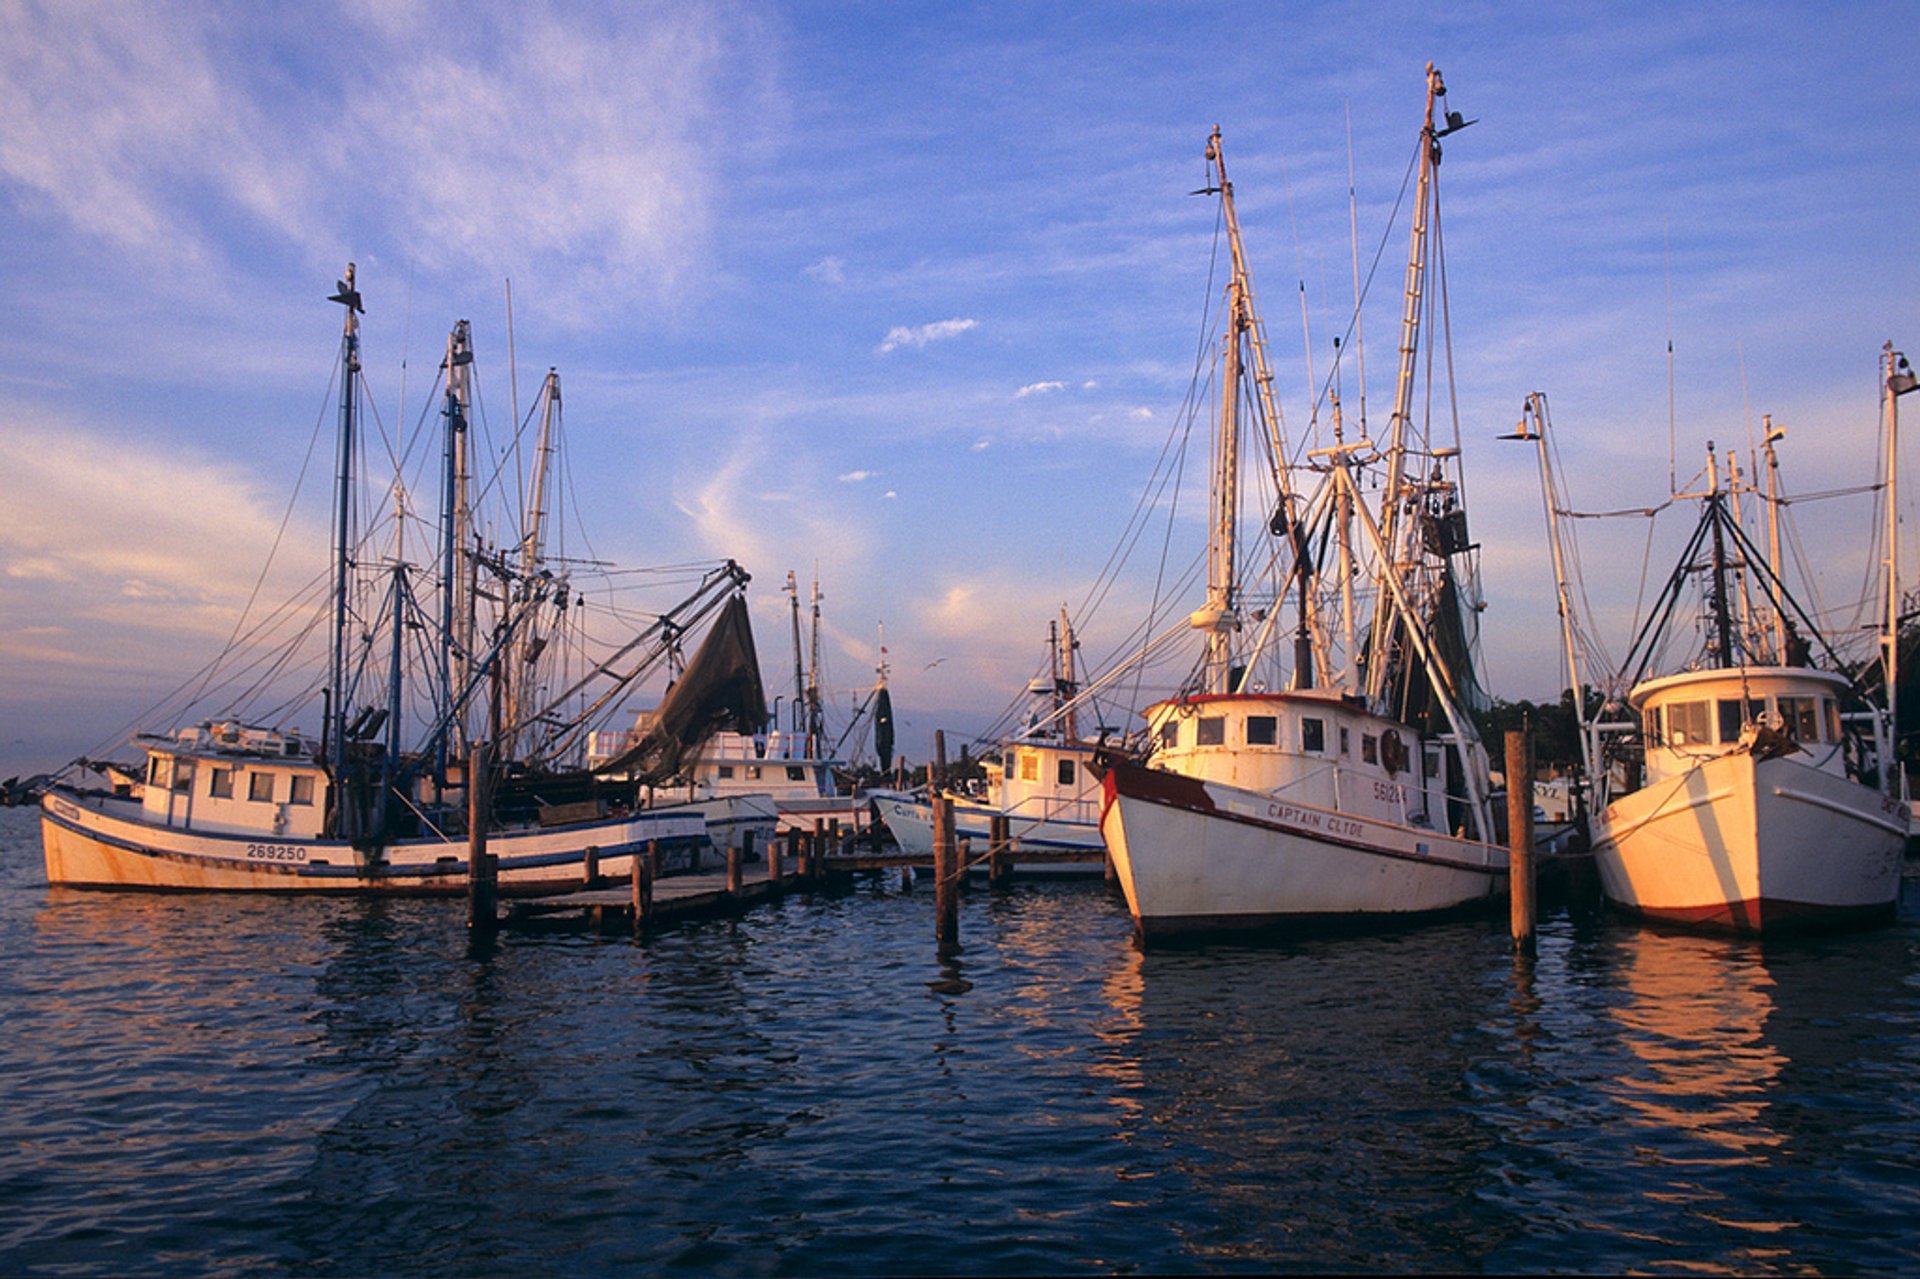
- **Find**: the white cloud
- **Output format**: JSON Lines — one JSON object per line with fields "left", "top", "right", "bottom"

{"left": 1015, "top": 380, "right": 1065, "bottom": 398}
{"left": 878, "top": 317, "right": 977, "bottom": 354}
{"left": 838, "top": 469, "right": 877, "bottom": 483}
{"left": 0, "top": 5, "right": 777, "bottom": 321}
{"left": 884, "top": 490, "right": 897, "bottom": 499}
{"left": 804, "top": 255, "right": 846, "bottom": 285}
{"left": 1130, "top": 406, "right": 1155, "bottom": 420}
{"left": 971, "top": 439, "right": 992, "bottom": 452}
{"left": 1082, "top": 380, "right": 1100, "bottom": 390}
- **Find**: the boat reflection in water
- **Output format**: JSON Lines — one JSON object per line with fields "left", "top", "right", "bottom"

{"left": 1605, "top": 930, "right": 1786, "bottom": 1161}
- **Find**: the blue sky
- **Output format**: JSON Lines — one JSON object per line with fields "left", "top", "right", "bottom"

{"left": 1, "top": 1, "right": 1916, "bottom": 777}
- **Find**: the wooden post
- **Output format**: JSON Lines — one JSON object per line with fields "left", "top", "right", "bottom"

{"left": 467, "top": 744, "right": 496, "bottom": 938}
{"left": 933, "top": 792, "right": 959, "bottom": 951}
{"left": 727, "top": 837, "right": 743, "bottom": 897}
{"left": 582, "top": 843, "right": 600, "bottom": 889}
{"left": 769, "top": 829, "right": 785, "bottom": 883}
{"left": 1507, "top": 728, "right": 1537, "bottom": 952}
{"left": 933, "top": 729, "right": 948, "bottom": 790}
{"left": 633, "top": 840, "right": 656, "bottom": 930}
{"left": 989, "top": 814, "right": 1011, "bottom": 888}
{"left": 828, "top": 816, "right": 842, "bottom": 857}
{"left": 742, "top": 827, "right": 757, "bottom": 875}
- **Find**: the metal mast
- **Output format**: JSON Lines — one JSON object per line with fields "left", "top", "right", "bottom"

{"left": 438, "top": 320, "right": 474, "bottom": 781}
{"left": 1882, "top": 343, "right": 1916, "bottom": 795}
{"left": 509, "top": 370, "right": 561, "bottom": 757}
{"left": 786, "top": 571, "right": 805, "bottom": 735}
{"left": 327, "top": 264, "right": 363, "bottom": 786}
{"left": 1761, "top": 416, "right": 1787, "bottom": 662}
{"left": 807, "top": 574, "right": 825, "bottom": 752}
{"left": 1059, "top": 606, "right": 1080, "bottom": 741}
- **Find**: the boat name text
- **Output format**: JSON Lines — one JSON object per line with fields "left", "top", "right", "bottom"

{"left": 1264, "top": 802, "right": 1365, "bottom": 839}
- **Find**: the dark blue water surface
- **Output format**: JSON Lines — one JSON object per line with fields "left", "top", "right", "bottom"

{"left": 4, "top": 807, "right": 1920, "bottom": 1275}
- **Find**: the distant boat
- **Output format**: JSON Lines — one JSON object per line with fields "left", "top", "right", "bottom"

{"left": 594, "top": 571, "right": 894, "bottom": 844}
{"left": 874, "top": 611, "right": 1106, "bottom": 871}
{"left": 1514, "top": 360, "right": 1914, "bottom": 933}
{"left": 40, "top": 266, "right": 770, "bottom": 894}
{"left": 1099, "top": 67, "right": 1508, "bottom": 939}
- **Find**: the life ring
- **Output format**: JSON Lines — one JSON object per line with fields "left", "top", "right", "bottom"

{"left": 1381, "top": 729, "right": 1407, "bottom": 777}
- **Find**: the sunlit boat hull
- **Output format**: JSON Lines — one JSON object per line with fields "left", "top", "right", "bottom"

{"left": 1592, "top": 751, "right": 1904, "bottom": 933}
{"left": 869, "top": 790, "right": 1105, "bottom": 873}
{"left": 1100, "top": 757, "right": 1505, "bottom": 939}
{"left": 41, "top": 787, "right": 707, "bottom": 895}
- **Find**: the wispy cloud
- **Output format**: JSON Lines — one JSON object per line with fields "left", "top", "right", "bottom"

{"left": 971, "top": 439, "right": 992, "bottom": 452}
{"left": 878, "top": 317, "right": 977, "bottom": 354}
{"left": 1015, "top": 380, "right": 1065, "bottom": 398}
{"left": 1130, "top": 406, "right": 1154, "bottom": 420}
{"left": 838, "top": 469, "right": 877, "bottom": 483}
{"left": 0, "top": 4, "right": 779, "bottom": 321}
{"left": 804, "top": 255, "right": 846, "bottom": 285}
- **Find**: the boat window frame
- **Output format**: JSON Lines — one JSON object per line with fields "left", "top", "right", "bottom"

{"left": 1157, "top": 720, "right": 1179, "bottom": 750}
{"left": 1301, "top": 717, "right": 1326, "bottom": 754}
{"left": 1056, "top": 758, "right": 1075, "bottom": 787}
{"left": 1666, "top": 700, "right": 1710, "bottom": 748}
{"left": 208, "top": 766, "right": 234, "bottom": 799}
{"left": 1019, "top": 752, "right": 1040, "bottom": 782}
{"left": 171, "top": 759, "right": 195, "bottom": 793}
{"left": 1246, "top": 715, "right": 1278, "bottom": 746}
{"left": 1716, "top": 699, "right": 1746, "bottom": 745}
{"left": 1195, "top": 716, "right": 1226, "bottom": 746}
{"left": 247, "top": 771, "right": 274, "bottom": 803}
{"left": 1362, "top": 734, "right": 1378, "bottom": 765}
{"left": 1777, "top": 695, "right": 1819, "bottom": 742}
{"left": 289, "top": 774, "right": 315, "bottom": 806}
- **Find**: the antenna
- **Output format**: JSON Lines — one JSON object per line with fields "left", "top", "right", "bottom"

{"left": 1346, "top": 98, "right": 1368, "bottom": 435}
{"left": 1665, "top": 217, "right": 1676, "bottom": 497}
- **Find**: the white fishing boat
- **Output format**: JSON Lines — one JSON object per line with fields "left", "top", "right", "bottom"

{"left": 1513, "top": 361, "right": 1914, "bottom": 933}
{"left": 592, "top": 571, "right": 896, "bottom": 845}
{"left": 874, "top": 611, "right": 1106, "bottom": 870}
{"left": 1100, "top": 67, "right": 1508, "bottom": 939}
{"left": 41, "top": 267, "right": 769, "bottom": 894}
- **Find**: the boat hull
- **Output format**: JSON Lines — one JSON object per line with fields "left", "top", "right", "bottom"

{"left": 1100, "top": 757, "right": 1505, "bottom": 940}
{"left": 1592, "top": 751, "right": 1904, "bottom": 933}
{"left": 869, "top": 791, "right": 1104, "bottom": 873}
{"left": 41, "top": 788, "right": 707, "bottom": 895}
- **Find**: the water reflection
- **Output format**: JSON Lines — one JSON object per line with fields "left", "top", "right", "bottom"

{"left": 1605, "top": 930, "right": 1787, "bottom": 1159}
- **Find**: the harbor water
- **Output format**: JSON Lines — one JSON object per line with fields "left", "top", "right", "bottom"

{"left": 3, "top": 806, "right": 1918, "bottom": 1275}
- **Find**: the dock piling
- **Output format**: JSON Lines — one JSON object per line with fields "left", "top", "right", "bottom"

{"left": 726, "top": 837, "right": 743, "bottom": 898}
{"left": 988, "top": 815, "right": 1011, "bottom": 889}
{"left": 1507, "top": 728, "right": 1537, "bottom": 952}
{"left": 933, "top": 793, "right": 959, "bottom": 952}
{"left": 467, "top": 744, "right": 497, "bottom": 941}
{"left": 582, "top": 844, "right": 600, "bottom": 889}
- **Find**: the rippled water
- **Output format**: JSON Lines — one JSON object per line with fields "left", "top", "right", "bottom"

{"left": 4, "top": 806, "right": 1919, "bottom": 1275}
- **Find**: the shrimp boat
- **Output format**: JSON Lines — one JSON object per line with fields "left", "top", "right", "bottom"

{"left": 873, "top": 610, "right": 1106, "bottom": 867}
{"left": 593, "top": 571, "right": 894, "bottom": 842}
{"left": 41, "top": 266, "right": 771, "bottom": 894}
{"left": 1100, "top": 67, "right": 1507, "bottom": 939}
{"left": 1511, "top": 356, "right": 1914, "bottom": 933}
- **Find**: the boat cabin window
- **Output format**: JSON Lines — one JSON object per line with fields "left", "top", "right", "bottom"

{"left": 1246, "top": 716, "right": 1277, "bottom": 746}
{"left": 1056, "top": 759, "right": 1075, "bottom": 787}
{"left": 717, "top": 765, "right": 735, "bottom": 779}
{"left": 746, "top": 766, "right": 762, "bottom": 780}
{"left": 1158, "top": 721, "right": 1179, "bottom": 749}
{"left": 1339, "top": 726, "right": 1351, "bottom": 756}
{"left": 1019, "top": 753, "right": 1040, "bottom": 782}
{"left": 1196, "top": 716, "right": 1225, "bottom": 746}
{"left": 148, "top": 756, "right": 168, "bottom": 788}
{"left": 787, "top": 766, "right": 807, "bottom": 782}
{"left": 1666, "top": 701, "right": 1710, "bottom": 747}
{"left": 1717, "top": 699, "right": 1747, "bottom": 745}
{"left": 1646, "top": 708, "right": 1663, "bottom": 748}
{"left": 171, "top": 760, "right": 194, "bottom": 793}
{"left": 1824, "top": 699, "right": 1842, "bottom": 742}
{"left": 1301, "top": 717, "right": 1326, "bottom": 753}
{"left": 209, "top": 767, "right": 234, "bottom": 799}
{"left": 1003, "top": 751, "right": 1017, "bottom": 775}
{"left": 290, "top": 775, "right": 315, "bottom": 806}
{"left": 1778, "top": 696, "right": 1819, "bottom": 742}
{"left": 1362, "top": 734, "right": 1378, "bottom": 765}
{"left": 248, "top": 772, "right": 274, "bottom": 802}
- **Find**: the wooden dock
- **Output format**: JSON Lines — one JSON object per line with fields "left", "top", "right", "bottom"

{"left": 497, "top": 827, "right": 1108, "bottom": 935}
